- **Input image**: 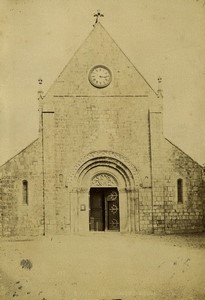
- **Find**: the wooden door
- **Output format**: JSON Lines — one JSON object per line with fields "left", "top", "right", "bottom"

{"left": 89, "top": 188, "right": 105, "bottom": 231}
{"left": 89, "top": 188, "right": 120, "bottom": 232}
{"left": 106, "top": 189, "right": 120, "bottom": 231}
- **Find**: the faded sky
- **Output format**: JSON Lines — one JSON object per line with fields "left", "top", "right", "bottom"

{"left": 0, "top": 0, "right": 205, "bottom": 165}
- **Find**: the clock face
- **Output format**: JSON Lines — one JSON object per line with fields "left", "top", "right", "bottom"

{"left": 88, "top": 65, "right": 112, "bottom": 88}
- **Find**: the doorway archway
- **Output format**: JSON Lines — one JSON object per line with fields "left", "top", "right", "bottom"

{"left": 68, "top": 151, "right": 139, "bottom": 233}
{"left": 89, "top": 187, "right": 119, "bottom": 231}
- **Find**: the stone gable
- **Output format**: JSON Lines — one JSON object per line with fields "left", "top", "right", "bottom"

{"left": 44, "top": 23, "right": 157, "bottom": 101}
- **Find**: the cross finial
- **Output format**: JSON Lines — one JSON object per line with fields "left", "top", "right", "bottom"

{"left": 93, "top": 10, "right": 104, "bottom": 27}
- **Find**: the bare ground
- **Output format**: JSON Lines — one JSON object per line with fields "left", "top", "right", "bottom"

{"left": 0, "top": 233, "right": 205, "bottom": 300}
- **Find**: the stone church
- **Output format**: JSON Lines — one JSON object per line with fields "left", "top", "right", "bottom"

{"left": 0, "top": 22, "right": 204, "bottom": 237}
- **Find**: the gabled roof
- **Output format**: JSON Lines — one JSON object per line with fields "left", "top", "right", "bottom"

{"left": 0, "top": 139, "right": 39, "bottom": 170}
{"left": 44, "top": 22, "right": 157, "bottom": 100}
{"left": 165, "top": 138, "right": 203, "bottom": 168}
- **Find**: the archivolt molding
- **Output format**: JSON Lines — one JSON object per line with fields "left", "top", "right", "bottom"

{"left": 66, "top": 150, "right": 139, "bottom": 190}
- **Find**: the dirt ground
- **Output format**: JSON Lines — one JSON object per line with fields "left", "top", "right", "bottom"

{"left": 0, "top": 233, "right": 205, "bottom": 300}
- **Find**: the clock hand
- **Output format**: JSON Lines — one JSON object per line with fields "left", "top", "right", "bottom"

{"left": 99, "top": 75, "right": 109, "bottom": 78}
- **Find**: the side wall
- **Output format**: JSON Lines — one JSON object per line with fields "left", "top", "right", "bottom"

{"left": 163, "top": 139, "right": 204, "bottom": 233}
{"left": 0, "top": 139, "right": 44, "bottom": 237}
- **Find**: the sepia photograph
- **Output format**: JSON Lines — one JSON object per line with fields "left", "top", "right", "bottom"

{"left": 0, "top": 0, "right": 205, "bottom": 299}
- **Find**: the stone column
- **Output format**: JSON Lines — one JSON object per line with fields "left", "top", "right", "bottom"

{"left": 119, "top": 188, "right": 129, "bottom": 233}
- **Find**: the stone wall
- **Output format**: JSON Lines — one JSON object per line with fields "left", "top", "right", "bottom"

{"left": 42, "top": 96, "right": 155, "bottom": 234}
{"left": 163, "top": 139, "right": 204, "bottom": 233}
{"left": 40, "top": 86, "right": 204, "bottom": 235}
{"left": 0, "top": 139, "right": 43, "bottom": 237}
{"left": 138, "top": 188, "right": 153, "bottom": 233}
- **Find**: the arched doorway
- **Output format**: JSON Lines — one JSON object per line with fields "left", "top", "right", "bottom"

{"left": 68, "top": 151, "right": 139, "bottom": 233}
{"left": 89, "top": 187, "right": 120, "bottom": 231}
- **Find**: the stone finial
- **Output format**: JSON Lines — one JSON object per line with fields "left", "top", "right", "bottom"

{"left": 157, "top": 76, "right": 163, "bottom": 98}
{"left": 38, "top": 78, "right": 43, "bottom": 85}
{"left": 38, "top": 78, "right": 44, "bottom": 101}
{"left": 37, "top": 90, "right": 44, "bottom": 101}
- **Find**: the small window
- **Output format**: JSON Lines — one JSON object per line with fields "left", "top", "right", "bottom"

{"left": 177, "top": 179, "right": 183, "bottom": 203}
{"left": 22, "top": 180, "right": 28, "bottom": 205}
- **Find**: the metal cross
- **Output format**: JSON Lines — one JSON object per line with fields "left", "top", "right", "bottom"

{"left": 93, "top": 10, "right": 104, "bottom": 26}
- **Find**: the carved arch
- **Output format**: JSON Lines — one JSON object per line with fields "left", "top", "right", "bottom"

{"left": 66, "top": 150, "right": 139, "bottom": 191}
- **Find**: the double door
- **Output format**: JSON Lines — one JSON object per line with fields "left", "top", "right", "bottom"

{"left": 89, "top": 188, "right": 120, "bottom": 231}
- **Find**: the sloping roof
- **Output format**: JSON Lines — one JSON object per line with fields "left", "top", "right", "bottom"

{"left": 165, "top": 138, "right": 203, "bottom": 168}
{"left": 0, "top": 138, "right": 39, "bottom": 169}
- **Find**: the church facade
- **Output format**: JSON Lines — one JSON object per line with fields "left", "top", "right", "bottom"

{"left": 0, "top": 23, "right": 204, "bottom": 237}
